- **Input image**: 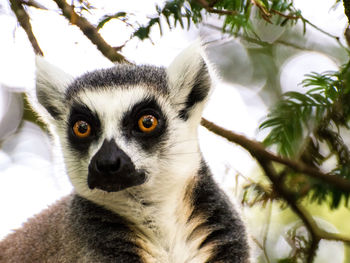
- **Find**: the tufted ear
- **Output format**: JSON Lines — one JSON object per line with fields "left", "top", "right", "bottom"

{"left": 35, "top": 56, "right": 73, "bottom": 120}
{"left": 167, "top": 42, "right": 212, "bottom": 123}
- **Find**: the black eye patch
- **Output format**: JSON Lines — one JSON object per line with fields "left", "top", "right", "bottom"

{"left": 67, "top": 103, "right": 101, "bottom": 154}
{"left": 122, "top": 98, "right": 167, "bottom": 151}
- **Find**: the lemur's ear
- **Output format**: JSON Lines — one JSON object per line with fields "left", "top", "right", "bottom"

{"left": 35, "top": 56, "right": 73, "bottom": 120}
{"left": 167, "top": 42, "right": 212, "bottom": 123}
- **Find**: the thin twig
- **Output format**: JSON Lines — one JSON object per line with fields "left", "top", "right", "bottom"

{"left": 250, "top": 0, "right": 272, "bottom": 23}
{"left": 9, "top": 0, "right": 43, "bottom": 55}
{"left": 302, "top": 17, "right": 347, "bottom": 50}
{"left": 52, "top": 0, "right": 130, "bottom": 64}
{"left": 254, "top": 156, "right": 320, "bottom": 263}
{"left": 270, "top": 9, "right": 301, "bottom": 20}
{"left": 203, "top": 22, "right": 314, "bottom": 52}
{"left": 262, "top": 201, "right": 272, "bottom": 263}
{"left": 250, "top": 236, "right": 264, "bottom": 251}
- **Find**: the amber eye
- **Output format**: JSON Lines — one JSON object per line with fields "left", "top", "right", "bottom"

{"left": 138, "top": 115, "right": 158, "bottom": 133}
{"left": 73, "top": 120, "right": 91, "bottom": 138}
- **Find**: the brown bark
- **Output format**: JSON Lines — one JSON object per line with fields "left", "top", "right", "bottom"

{"left": 52, "top": 0, "right": 130, "bottom": 64}
{"left": 9, "top": 0, "right": 44, "bottom": 55}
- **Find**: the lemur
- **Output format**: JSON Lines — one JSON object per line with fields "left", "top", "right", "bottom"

{"left": 0, "top": 43, "right": 250, "bottom": 262}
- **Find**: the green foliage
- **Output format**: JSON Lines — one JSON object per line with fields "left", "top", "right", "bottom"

{"left": 97, "top": 12, "right": 127, "bottom": 30}
{"left": 242, "top": 182, "right": 276, "bottom": 207}
{"left": 133, "top": 0, "right": 203, "bottom": 40}
{"left": 259, "top": 89, "right": 328, "bottom": 158}
{"left": 134, "top": 17, "right": 162, "bottom": 40}
{"left": 260, "top": 69, "right": 346, "bottom": 157}
{"left": 260, "top": 65, "right": 350, "bottom": 209}
{"left": 311, "top": 164, "right": 350, "bottom": 209}
{"left": 96, "top": 0, "right": 301, "bottom": 42}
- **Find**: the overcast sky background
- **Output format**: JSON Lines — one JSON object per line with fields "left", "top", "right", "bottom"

{"left": 0, "top": 1, "right": 348, "bottom": 260}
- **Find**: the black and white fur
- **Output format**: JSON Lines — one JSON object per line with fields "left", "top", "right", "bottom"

{"left": 0, "top": 43, "right": 250, "bottom": 262}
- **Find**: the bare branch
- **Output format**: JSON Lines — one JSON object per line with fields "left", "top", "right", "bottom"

{"left": 343, "top": 0, "right": 350, "bottom": 24}
{"left": 52, "top": 0, "right": 130, "bottom": 64}
{"left": 301, "top": 17, "right": 346, "bottom": 50}
{"left": 20, "top": 0, "right": 48, "bottom": 10}
{"left": 318, "top": 228, "right": 350, "bottom": 243}
{"left": 9, "top": 0, "right": 43, "bottom": 55}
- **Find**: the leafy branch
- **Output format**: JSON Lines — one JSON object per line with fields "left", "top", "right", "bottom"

{"left": 94, "top": 0, "right": 302, "bottom": 44}
{"left": 201, "top": 118, "right": 350, "bottom": 193}
{"left": 260, "top": 66, "right": 350, "bottom": 209}
{"left": 201, "top": 118, "right": 350, "bottom": 262}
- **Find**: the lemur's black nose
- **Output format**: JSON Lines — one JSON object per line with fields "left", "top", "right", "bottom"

{"left": 88, "top": 139, "right": 146, "bottom": 192}
{"left": 95, "top": 155, "right": 121, "bottom": 174}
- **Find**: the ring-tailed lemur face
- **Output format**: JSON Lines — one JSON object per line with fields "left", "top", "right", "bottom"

{"left": 63, "top": 83, "right": 180, "bottom": 193}
{"left": 33, "top": 43, "right": 212, "bottom": 198}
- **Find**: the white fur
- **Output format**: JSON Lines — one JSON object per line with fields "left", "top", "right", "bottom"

{"left": 167, "top": 41, "right": 214, "bottom": 131}
{"left": 167, "top": 41, "right": 204, "bottom": 111}
{"left": 29, "top": 56, "right": 73, "bottom": 123}
{"left": 35, "top": 56, "right": 72, "bottom": 94}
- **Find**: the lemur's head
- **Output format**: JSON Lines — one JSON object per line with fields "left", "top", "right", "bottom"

{"left": 33, "top": 43, "right": 212, "bottom": 199}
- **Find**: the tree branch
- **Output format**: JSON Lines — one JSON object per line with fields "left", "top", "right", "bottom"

{"left": 255, "top": 158, "right": 320, "bottom": 263}
{"left": 200, "top": 118, "right": 350, "bottom": 193}
{"left": 270, "top": 9, "right": 301, "bottom": 20}
{"left": 343, "top": 0, "right": 350, "bottom": 24}
{"left": 201, "top": 117, "right": 350, "bottom": 260}
{"left": 20, "top": 0, "right": 48, "bottom": 10}
{"left": 9, "top": 0, "right": 43, "bottom": 55}
{"left": 52, "top": 0, "right": 130, "bottom": 64}
{"left": 301, "top": 17, "right": 346, "bottom": 50}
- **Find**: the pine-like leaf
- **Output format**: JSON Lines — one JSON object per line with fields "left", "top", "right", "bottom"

{"left": 97, "top": 12, "right": 127, "bottom": 30}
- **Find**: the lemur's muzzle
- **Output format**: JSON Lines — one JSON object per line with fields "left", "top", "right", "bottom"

{"left": 88, "top": 139, "right": 146, "bottom": 192}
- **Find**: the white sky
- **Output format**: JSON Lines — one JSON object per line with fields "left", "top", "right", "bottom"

{"left": 0, "top": 2, "right": 348, "bottom": 259}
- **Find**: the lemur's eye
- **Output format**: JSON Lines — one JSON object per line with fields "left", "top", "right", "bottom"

{"left": 73, "top": 120, "right": 91, "bottom": 138}
{"left": 138, "top": 115, "right": 158, "bottom": 133}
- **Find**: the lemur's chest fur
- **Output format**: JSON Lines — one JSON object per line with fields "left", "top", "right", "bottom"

{"left": 129, "top": 176, "right": 213, "bottom": 263}
{"left": 69, "top": 164, "right": 249, "bottom": 263}
{"left": 75, "top": 175, "right": 213, "bottom": 263}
